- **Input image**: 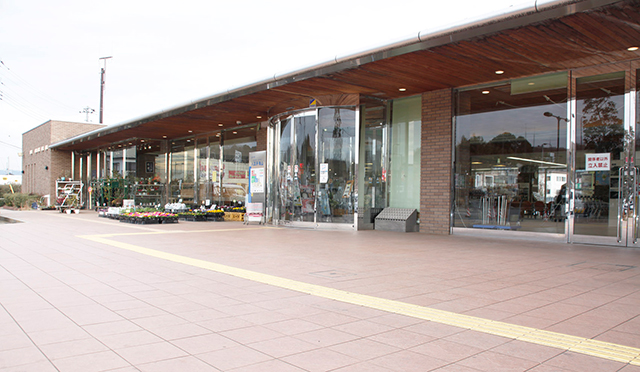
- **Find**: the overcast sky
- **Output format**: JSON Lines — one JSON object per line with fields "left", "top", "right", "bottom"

{"left": 0, "top": 0, "right": 546, "bottom": 171}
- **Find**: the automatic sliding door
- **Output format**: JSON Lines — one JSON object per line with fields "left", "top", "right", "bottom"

{"left": 571, "top": 72, "right": 629, "bottom": 245}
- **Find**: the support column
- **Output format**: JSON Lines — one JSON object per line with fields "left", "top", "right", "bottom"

{"left": 420, "top": 89, "right": 454, "bottom": 235}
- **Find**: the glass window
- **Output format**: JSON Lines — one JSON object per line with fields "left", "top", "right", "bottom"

{"left": 221, "top": 128, "right": 257, "bottom": 206}
{"left": 390, "top": 96, "right": 421, "bottom": 211}
{"left": 169, "top": 140, "right": 195, "bottom": 205}
{"left": 454, "top": 73, "right": 568, "bottom": 233}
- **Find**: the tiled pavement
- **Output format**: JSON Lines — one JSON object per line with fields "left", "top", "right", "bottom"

{"left": 1, "top": 209, "right": 640, "bottom": 371}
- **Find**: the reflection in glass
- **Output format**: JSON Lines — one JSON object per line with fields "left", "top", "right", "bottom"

{"left": 574, "top": 72, "right": 625, "bottom": 237}
{"left": 318, "top": 107, "right": 357, "bottom": 224}
{"left": 358, "top": 102, "right": 388, "bottom": 229}
{"left": 169, "top": 141, "right": 195, "bottom": 205}
{"left": 454, "top": 74, "right": 567, "bottom": 233}
{"left": 221, "top": 134, "right": 256, "bottom": 206}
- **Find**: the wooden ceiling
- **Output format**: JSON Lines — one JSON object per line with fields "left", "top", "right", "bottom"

{"left": 55, "top": 0, "right": 640, "bottom": 152}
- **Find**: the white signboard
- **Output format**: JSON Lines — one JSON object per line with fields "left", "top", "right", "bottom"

{"left": 586, "top": 153, "right": 610, "bottom": 171}
{"left": 250, "top": 168, "right": 265, "bottom": 193}
{"left": 320, "top": 163, "right": 329, "bottom": 183}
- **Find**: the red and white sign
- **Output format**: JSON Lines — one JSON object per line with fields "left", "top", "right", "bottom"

{"left": 586, "top": 153, "right": 610, "bottom": 171}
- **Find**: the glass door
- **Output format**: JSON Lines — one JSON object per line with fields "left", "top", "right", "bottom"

{"left": 571, "top": 71, "right": 638, "bottom": 246}
{"left": 270, "top": 107, "right": 358, "bottom": 229}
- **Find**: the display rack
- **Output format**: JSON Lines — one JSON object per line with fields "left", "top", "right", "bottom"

{"left": 56, "top": 180, "right": 83, "bottom": 213}
{"left": 132, "top": 183, "right": 165, "bottom": 207}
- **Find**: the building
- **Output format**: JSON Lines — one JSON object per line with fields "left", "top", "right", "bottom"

{"left": 22, "top": 120, "right": 106, "bottom": 203}
{"left": 45, "top": 0, "right": 640, "bottom": 247}
{"left": 0, "top": 174, "right": 21, "bottom": 185}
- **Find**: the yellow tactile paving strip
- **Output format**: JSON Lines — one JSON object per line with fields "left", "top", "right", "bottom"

{"left": 79, "top": 229, "right": 640, "bottom": 366}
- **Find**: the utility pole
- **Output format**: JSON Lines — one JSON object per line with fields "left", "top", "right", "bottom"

{"left": 99, "top": 56, "right": 112, "bottom": 124}
{"left": 79, "top": 106, "right": 95, "bottom": 122}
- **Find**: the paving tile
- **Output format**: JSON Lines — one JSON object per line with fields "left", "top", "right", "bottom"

{"left": 28, "top": 327, "right": 92, "bottom": 346}
{"left": 170, "top": 333, "right": 240, "bottom": 355}
{"left": 489, "top": 339, "right": 564, "bottom": 363}
{"left": 0, "top": 332, "right": 35, "bottom": 351}
{"left": 83, "top": 320, "right": 142, "bottom": 337}
{"left": 197, "top": 345, "right": 272, "bottom": 370}
{"left": 247, "top": 336, "right": 320, "bottom": 358}
{"left": 293, "top": 327, "right": 360, "bottom": 347}
{"left": 97, "top": 330, "right": 165, "bottom": 349}
{"left": 410, "top": 338, "right": 483, "bottom": 362}
{"left": 457, "top": 350, "right": 540, "bottom": 371}
{"left": 368, "top": 328, "right": 433, "bottom": 349}
{"left": 330, "top": 362, "right": 395, "bottom": 372}
{"left": 329, "top": 338, "right": 401, "bottom": 360}
{"left": 147, "top": 322, "right": 211, "bottom": 340}
{"left": 281, "top": 348, "right": 359, "bottom": 372}
{"left": 0, "top": 360, "right": 59, "bottom": 372}
{"left": 226, "top": 359, "right": 306, "bottom": 372}
{"left": 369, "top": 350, "right": 449, "bottom": 372}
{"left": 51, "top": 350, "right": 130, "bottom": 372}
{"left": 39, "top": 338, "right": 109, "bottom": 360}
{"left": 262, "top": 318, "right": 325, "bottom": 336}
{"left": 545, "top": 351, "right": 627, "bottom": 372}
{"left": 115, "top": 342, "right": 188, "bottom": 365}
{"left": 220, "top": 324, "right": 285, "bottom": 344}
{"left": 137, "top": 356, "right": 219, "bottom": 372}
{"left": 0, "top": 346, "right": 48, "bottom": 369}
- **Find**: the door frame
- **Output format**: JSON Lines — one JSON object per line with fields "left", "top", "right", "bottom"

{"left": 568, "top": 64, "right": 639, "bottom": 247}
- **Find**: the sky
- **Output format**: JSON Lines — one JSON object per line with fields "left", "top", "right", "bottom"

{"left": 0, "top": 0, "right": 544, "bottom": 172}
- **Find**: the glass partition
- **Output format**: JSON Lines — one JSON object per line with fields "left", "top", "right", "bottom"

{"left": 454, "top": 72, "right": 568, "bottom": 233}
{"left": 389, "top": 96, "right": 421, "bottom": 211}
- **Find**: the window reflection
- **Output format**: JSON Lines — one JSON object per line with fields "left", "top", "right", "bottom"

{"left": 454, "top": 74, "right": 568, "bottom": 233}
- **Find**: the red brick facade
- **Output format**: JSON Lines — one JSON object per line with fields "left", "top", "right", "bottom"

{"left": 420, "top": 89, "right": 453, "bottom": 235}
{"left": 22, "top": 121, "right": 105, "bottom": 201}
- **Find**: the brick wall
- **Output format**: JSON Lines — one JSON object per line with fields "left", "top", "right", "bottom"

{"left": 256, "top": 123, "right": 268, "bottom": 152}
{"left": 22, "top": 120, "right": 104, "bottom": 202}
{"left": 420, "top": 89, "right": 453, "bottom": 235}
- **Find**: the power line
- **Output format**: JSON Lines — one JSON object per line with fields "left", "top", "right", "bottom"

{"left": 0, "top": 140, "right": 21, "bottom": 150}
{"left": 0, "top": 58, "right": 77, "bottom": 112}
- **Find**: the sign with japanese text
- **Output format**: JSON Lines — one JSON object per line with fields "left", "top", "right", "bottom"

{"left": 585, "top": 153, "right": 610, "bottom": 171}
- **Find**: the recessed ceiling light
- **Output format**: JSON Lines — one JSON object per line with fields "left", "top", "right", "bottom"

{"left": 218, "top": 123, "right": 223, "bottom": 127}
{"left": 233, "top": 131, "right": 238, "bottom": 134}
{"left": 187, "top": 139, "right": 191, "bottom": 142}
{"left": 162, "top": 135, "right": 167, "bottom": 138}
{"left": 482, "top": 90, "right": 490, "bottom": 94}
{"left": 628, "top": 46, "right": 639, "bottom": 51}
{"left": 188, "top": 130, "right": 193, "bottom": 133}
{"left": 256, "top": 115, "right": 262, "bottom": 119}
{"left": 398, "top": 88, "right": 407, "bottom": 92}
{"left": 140, "top": 139, "right": 145, "bottom": 142}
{"left": 495, "top": 70, "right": 504, "bottom": 75}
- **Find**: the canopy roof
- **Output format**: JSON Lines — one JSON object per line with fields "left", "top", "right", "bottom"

{"left": 52, "top": 0, "right": 640, "bottom": 152}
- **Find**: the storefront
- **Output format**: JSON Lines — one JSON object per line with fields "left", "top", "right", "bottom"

{"left": 453, "top": 63, "right": 640, "bottom": 246}
{"left": 43, "top": 0, "right": 640, "bottom": 244}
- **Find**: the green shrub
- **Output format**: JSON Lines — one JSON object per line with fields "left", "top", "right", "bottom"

{"left": 2, "top": 193, "right": 40, "bottom": 209}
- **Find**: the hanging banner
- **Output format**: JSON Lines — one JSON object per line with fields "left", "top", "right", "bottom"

{"left": 585, "top": 153, "right": 610, "bottom": 171}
